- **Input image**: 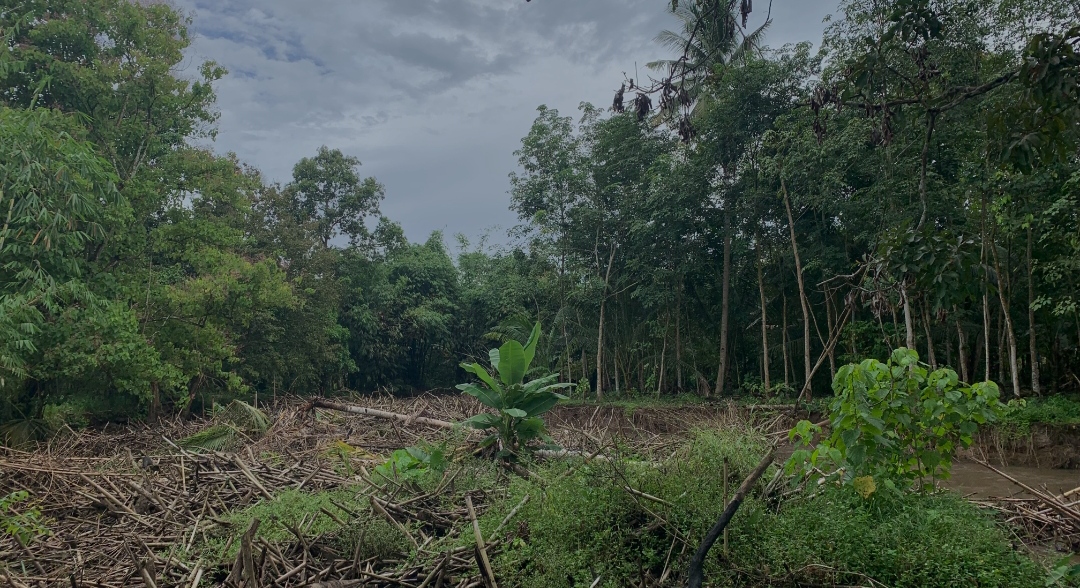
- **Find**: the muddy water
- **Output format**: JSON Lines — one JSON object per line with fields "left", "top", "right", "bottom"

{"left": 944, "top": 461, "right": 1079, "bottom": 499}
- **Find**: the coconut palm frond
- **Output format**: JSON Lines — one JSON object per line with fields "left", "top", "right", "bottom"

{"left": 218, "top": 400, "right": 271, "bottom": 434}
{"left": 732, "top": 18, "right": 772, "bottom": 61}
{"left": 179, "top": 424, "right": 238, "bottom": 452}
{"left": 180, "top": 400, "right": 270, "bottom": 453}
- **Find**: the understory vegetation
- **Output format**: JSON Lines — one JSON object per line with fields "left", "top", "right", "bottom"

{"left": 198, "top": 431, "right": 1059, "bottom": 587}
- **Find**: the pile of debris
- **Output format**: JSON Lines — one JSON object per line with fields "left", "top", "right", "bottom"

{"left": 975, "top": 462, "right": 1080, "bottom": 555}
{"left": 1, "top": 394, "right": 747, "bottom": 587}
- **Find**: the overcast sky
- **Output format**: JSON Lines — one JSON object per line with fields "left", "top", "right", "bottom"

{"left": 173, "top": 0, "right": 837, "bottom": 247}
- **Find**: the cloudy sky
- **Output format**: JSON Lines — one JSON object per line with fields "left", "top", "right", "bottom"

{"left": 173, "top": 0, "right": 838, "bottom": 247}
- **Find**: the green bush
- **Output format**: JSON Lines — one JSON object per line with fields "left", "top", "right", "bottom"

{"left": 479, "top": 430, "right": 1050, "bottom": 588}
{"left": 739, "top": 487, "right": 1047, "bottom": 588}
{"left": 1001, "top": 395, "right": 1080, "bottom": 429}
{"left": 788, "top": 348, "right": 1006, "bottom": 495}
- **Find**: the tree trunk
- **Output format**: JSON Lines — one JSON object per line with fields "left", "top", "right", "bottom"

{"left": 657, "top": 320, "right": 667, "bottom": 397}
{"left": 1026, "top": 225, "right": 1041, "bottom": 395}
{"left": 973, "top": 331, "right": 984, "bottom": 382}
{"left": 981, "top": 191, "right": 992, "bottom": 381}
{"left": 916, "top": 111, "right": 938, "bottom": 230}
{"left": 596, "top": 244, "right": 617, "bottom": 401}
{"left": 955, "top": 319, "right": 969, "bottom": 383}
{"left": 921, "top": 299, "right": 937, "bottom": 370}
{"left": 149, "top": 381, "right": 161, "bottom": 421}
{"left": 990, "top": 238, "right": 1022, "bottom": 397}
{"left": 782, "top": 180, "right": 813, "bottom": 400}
{"left": 676, "top": 289, "right": 683, "bottom": 393}
{"left": 824, "top": 291, "right": 836, "bottom": 380}
{"left": 581, "top": 348, "right": 587, "bottom": 392}
{"left": 782, "top": 292, "right": 791, "bottom": 388}
{"left": 997, "top": 306, "right": 1006, "bottom": 385}
{"left": 714, "top": 212, "right": 733, "bottom": 397}
{"left": 902, "top": 281, "right": 916, "bottom": 350}
{"left": 757, "top": 259, "right": 771, "bottom": 393}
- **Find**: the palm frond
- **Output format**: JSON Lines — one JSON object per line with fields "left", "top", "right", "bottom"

{"left": 179, "top": 400, "right": 270, "bottom": 453}
{"left": 179, "top": 424, "right": 238, "bottom": 452}
{"left": 218, "top": 400, "right": 271, "bottom": 434}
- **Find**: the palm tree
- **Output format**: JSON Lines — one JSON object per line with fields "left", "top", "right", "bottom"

{"left": 646, "top": 0, "right": 771, "bottom": 119}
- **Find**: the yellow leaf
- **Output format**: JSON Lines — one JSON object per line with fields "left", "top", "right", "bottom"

{"left": 853, "top": 475, "right": 877, "bottom": 499}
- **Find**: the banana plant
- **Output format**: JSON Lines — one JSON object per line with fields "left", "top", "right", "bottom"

{"left": 457, "top": 322, "right": 572, "bottom": 459}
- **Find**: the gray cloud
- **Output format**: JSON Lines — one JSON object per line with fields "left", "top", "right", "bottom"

{"left": 174, "top": 0, "right": 837, "bottom": 247}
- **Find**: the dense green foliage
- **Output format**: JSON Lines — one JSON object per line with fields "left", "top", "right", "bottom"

{"left": 2, "top": 0, "right": 1079, "bottom": 427}
{"left": 788, "top": 347, "right": 1007, "bottom": 494}
{"left": 481, "top": 432, "right": 1049, "bottom": 588}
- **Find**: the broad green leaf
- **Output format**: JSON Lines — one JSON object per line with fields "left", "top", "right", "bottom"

{"left": 489, "top": 348, "right": 500, "bottom": 372}
{"left": 522, "top": 321, "right": 541, "bottom": 372}
{"left": 517, "top": 392, "right": 561, "bottom": 417}
{"left": 461, "top": 362, "right": 502, "bottom": 395}
{"left": 497, "top": 340, "right": 527, "bottom": 385}
{"left": 523, "top": 372, "right": 560, "bottom": 393}
{"left": 457, "top": 383, "right": 503, "bottom": 409}
{"left": 502, "top": 408, "right": 527, "bottom": 418}
{"left": 463, "top": 413, "right": 501, "bottom": 430}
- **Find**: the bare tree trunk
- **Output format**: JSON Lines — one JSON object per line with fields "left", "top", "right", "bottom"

{"left": 902, "top": 281, "right": 916, "bottom": 350}
{"left": 921, "top": 299, "right": 937, "bottom": 370}
{"left": 676, "top": 289, "right": 683, "bottom": 393}
{"left": 757, "top": 259, "right": 771, "bottom": 393}
{"left": 824, "top": 291, "right": 836, "bottom": 380}
{"left": 997, "top": 306, "right": 1007, "bottom": 385}
{"left": 581, "top": 348, "right": 588, "bottom": 391}
{"left": 714, "top": 213, "right": 733, "bottom": 397}
{"left": 1026, "top": 225, "right": 1041, "bottom": 395}
{"left": 955, "top": 319, "right": 969, "bottom": 383}
{"left": 782, "top": 292, "right": 791, "bottom": 388}
{"left": 973, "top": 331, "right": 984, "bottom": 382}
{"left": 596, "top": 244, "right": 617, "bottom": 401}
{"left": 782, "top": 180, "right": 812, "bottom": 400}
{"left": 991, "top": 238, "right": 1021, "bottom": 396}
{"left": 658, "top": 314, "right": 669, "bottom": 396}
{"left": 150, "top": 381, "right": 161, "bottom": 421}
{"left": 981, "top": 191, "right": 992, "bottom": 381}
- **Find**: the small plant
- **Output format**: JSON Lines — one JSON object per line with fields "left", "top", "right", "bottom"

{"left": 0, "top": 491, "right": 49, "bottom": 546}
{"left": 458, "top": 322, "right": 572, "bottom": 459}
{"left": 786, "top": 348, "right": 1006, "bottom": 496}
{"left": 374, "top": 445, "right": 446, "bottom": 481}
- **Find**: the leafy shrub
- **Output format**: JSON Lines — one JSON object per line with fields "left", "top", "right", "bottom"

{"left": 479, "top": 430, "right": 1046, "bottom": 588}
{"left": 1001, "top": 395, "right": 1080, "bottom": 429}
{"left": 458, "top": 322, "right": 571, "bottom": 459}
{"left": 787, "top": 348, "right": 1006, "bottom": 495}
{"left": 0, "top": 491, "right": 49, "bottom": 546}
{"left": 374, "top": 445, "right": 447, "bottom": 481}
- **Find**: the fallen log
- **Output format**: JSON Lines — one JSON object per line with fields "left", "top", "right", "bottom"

{"left": 308, "top": 399, "right": 455, "bottom": 429}
{"left": 687, "top": 444, "right": 777, "bottom": 588}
